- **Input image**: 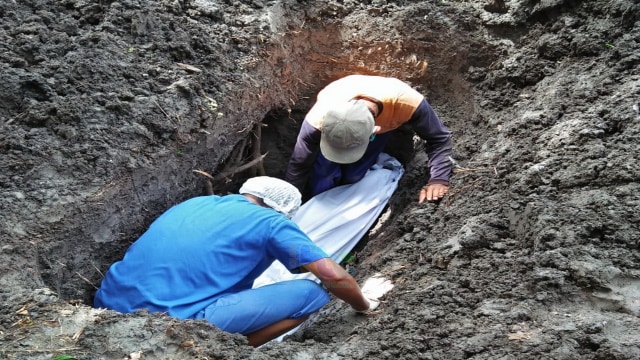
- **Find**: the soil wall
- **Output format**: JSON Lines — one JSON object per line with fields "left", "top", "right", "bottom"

{"left": 1, "top": 0, "right": 638, "bottom": 359}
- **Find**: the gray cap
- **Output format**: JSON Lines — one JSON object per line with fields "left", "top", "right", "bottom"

{"left": 239, "top": 176, "right": 302, "bottom": 219}
{"left": 320, "top": 100, "right": 375, "bottom": 164}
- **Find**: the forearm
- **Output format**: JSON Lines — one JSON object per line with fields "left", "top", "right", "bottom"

{"left": 323, "top": 276, "right": 369, "bottom": 311}
{"left": 408, "top": 99, "right": 453, "bottom": 183}
{"left": 303, "top": 258, "right": 369, "bottom": 311}
{"left": 426, "top": 137, "right": 453, "bottom": 184}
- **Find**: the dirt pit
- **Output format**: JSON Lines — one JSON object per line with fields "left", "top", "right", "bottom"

{"left": 1, "top": 0, "right": 639, "bottom": 359}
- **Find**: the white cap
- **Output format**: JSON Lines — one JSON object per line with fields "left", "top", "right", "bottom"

{"left": 320, "top": 100, "right": 375, "bottom": 164}
{"left": 239, "top": 176, "right": 302, "bottom": 219}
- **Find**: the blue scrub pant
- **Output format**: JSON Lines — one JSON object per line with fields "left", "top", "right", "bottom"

{"left": 310, "top": 132, "right": 392, "bottom": 197}
{"left": 196, "top": 279, "right": 330, "bottom": 335}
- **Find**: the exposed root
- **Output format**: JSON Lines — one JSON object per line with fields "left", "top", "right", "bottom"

{"left": 76, "top": 272, "right": 98, "bottom": 290}
{"left": 213, "top": 154, "right": 268, "bottom": 181}
{"left": 194, "top": 120, "right": 268, "bottom": 194}
{"left": 449, "top": 156, "right": 495, "bottom": 174}
{"left": 193, "top": 153, "right": 269, "bottom": 194}
{"left": 251, "top": 122, "right": 266, "bottom": 176}
{"left": 445, "top": 177, "right": 483, "bottom": 206}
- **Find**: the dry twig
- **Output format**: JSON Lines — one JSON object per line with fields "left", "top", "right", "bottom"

{"left": 75, "top": 272, "right": 98, "bottom": 290}
{"left": 92, "top": 262, "right": 104, "bottom": 278}
{"left": 250, "top": 122, "right": 266, "bottom": 176}
{"left": 380, "top": 264, "right": 409, "bottom": 277}
{"left": 176, "top": 62, "right": 202, "bottom": 73}
{"left": 449, "top": 156, "right": 494, "bottom": 174}
{"left": 153, "top": 100, "right": 177, "bottom": 125}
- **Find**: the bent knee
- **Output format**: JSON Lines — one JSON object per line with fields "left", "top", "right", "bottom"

{"left": 290, "top": 280, "right": 330, "bottom": 318}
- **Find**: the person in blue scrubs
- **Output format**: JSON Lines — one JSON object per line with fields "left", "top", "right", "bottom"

{"left": 94, "top": 176, "right": 376, "bottom": 346}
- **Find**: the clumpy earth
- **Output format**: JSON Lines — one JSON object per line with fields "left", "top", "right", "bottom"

{"left": 1, "top": 0, "right": 639, "bottom": 359}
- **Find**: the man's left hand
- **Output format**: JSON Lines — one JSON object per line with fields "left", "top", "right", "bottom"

{"left": 419, "top": 183, "right": 449, "bottom": 203}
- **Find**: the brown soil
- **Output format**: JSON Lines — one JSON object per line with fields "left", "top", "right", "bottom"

{"left": 1, "top": 0, "right": 639, "bottom": 359}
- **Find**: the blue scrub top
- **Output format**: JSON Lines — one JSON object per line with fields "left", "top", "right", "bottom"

{"left": 94, "top": 194, "right": 328, "bottom": 319}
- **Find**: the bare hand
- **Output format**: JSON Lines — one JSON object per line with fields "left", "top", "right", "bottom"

{"left": 419, "top": 183, "right": 449, "bottom": 203}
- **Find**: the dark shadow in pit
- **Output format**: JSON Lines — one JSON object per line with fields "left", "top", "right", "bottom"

{"left": 260, "top": 108, "right": 306, "bottom": 180}
{"left": 39, "top": 101, "right": 416, "bottom": 308}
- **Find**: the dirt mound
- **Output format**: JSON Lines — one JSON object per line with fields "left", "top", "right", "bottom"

{"left": 1, "top": 0, "right": 638, "bottom": 359}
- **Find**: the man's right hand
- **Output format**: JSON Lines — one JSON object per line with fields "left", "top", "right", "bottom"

{"left": 356, "top": 298, "right": 379, "bottom": 313}
{"left": 419, "top": 183, "right": 449, "bottom": 203}
{"left": 356, "top": 274, "right": 393, "bottom": 313}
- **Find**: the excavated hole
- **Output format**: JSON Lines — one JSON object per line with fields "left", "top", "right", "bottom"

{"left": 35, "top": 13, "right": 479, "bottom": 311}
{"left": 37, "top": 105, "right": 425, "bottom": 306}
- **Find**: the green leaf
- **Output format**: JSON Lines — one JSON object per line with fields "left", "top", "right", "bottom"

{"left": 343, "top": 253, "right": 356, "bottom": 264}
{"left": 52, "top": 356, "right": 77, "bottom": 360}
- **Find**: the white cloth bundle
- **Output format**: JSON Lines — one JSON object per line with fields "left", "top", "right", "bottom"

{"left": 253, "top": 152, "right": 404, "bottom": 287}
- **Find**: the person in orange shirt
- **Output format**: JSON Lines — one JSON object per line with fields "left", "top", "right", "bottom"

{"left": 285, "top": 74, "right": 453, "bottom": 203}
